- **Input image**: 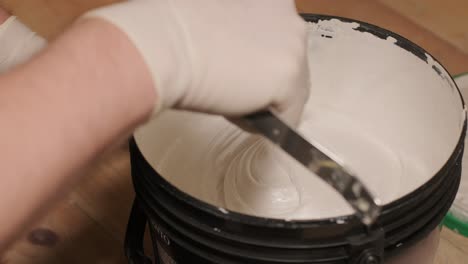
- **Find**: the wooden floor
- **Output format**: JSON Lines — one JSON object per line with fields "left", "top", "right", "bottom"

{"left": 1, "top": 0, "right": 468, "bottom": 263}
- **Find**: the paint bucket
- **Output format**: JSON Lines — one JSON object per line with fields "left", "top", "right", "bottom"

{"left": 125, "top": 14, "right": 466, "bottom": 264}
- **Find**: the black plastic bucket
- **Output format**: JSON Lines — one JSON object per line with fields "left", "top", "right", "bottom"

{"left": 125, "top": 14, "right": 467, "bottom": 264}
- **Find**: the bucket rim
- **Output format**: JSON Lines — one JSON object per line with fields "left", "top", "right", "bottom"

{"left": 132, "top": 13, "right": 467, "bottom": 228}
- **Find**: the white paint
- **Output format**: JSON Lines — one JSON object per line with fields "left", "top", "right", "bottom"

{"left": 135, "top": 19, "right": 464, "bottom": 219}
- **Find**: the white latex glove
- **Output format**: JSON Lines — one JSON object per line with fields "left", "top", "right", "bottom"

{"left": 84, "top": 0, "right": 309, "bottom": 124}
{"left": 0, "top": 16, "right": 46, "bottom": 73}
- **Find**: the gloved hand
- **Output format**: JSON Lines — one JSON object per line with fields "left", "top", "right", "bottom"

{"left": 83, "top": 0, "right": 309, "bottom": 125}
{"left": 0, "top": 16, "right": 46, "bottom": 73}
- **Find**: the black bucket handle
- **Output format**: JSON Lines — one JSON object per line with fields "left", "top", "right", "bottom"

{"left": 125, "top": 199, "right": 154, "bottom": 264}
{"left": 124, "top": 197, "right": 384, "bottom": 264}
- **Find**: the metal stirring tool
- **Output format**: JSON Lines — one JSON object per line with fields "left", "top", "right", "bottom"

{"left": 241, "top": 111, "right": 381, "bottom": 225}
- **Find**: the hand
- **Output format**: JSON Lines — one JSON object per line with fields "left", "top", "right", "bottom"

{"left": 83, "top": 0, "right": 309, "bottom": 125}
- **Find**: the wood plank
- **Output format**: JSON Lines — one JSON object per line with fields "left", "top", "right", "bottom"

{"left": 0, "top": 0, "right": 121, "bottom": 39}
{"left": 68, "top": 147, "right": 134, "bottom": 242}
{"left": 435, "top": 228, "right": 468, "bottom": 264}
{"left": 377, "top": 0, "right": 468, "bottom": 54}
{"left": 4, "top": 196, "right": 127, "bottom": 264}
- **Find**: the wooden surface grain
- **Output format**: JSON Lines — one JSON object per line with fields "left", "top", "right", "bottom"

{"left": 1, "top": 0, "right": 467, "bottom": 263}
{"left": 377, "top": 0, "right": 468, "bottom": 54}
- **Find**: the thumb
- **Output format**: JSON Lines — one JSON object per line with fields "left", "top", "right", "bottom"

{"left": 273, "top": 52, "right": 310, "bottom": 128}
